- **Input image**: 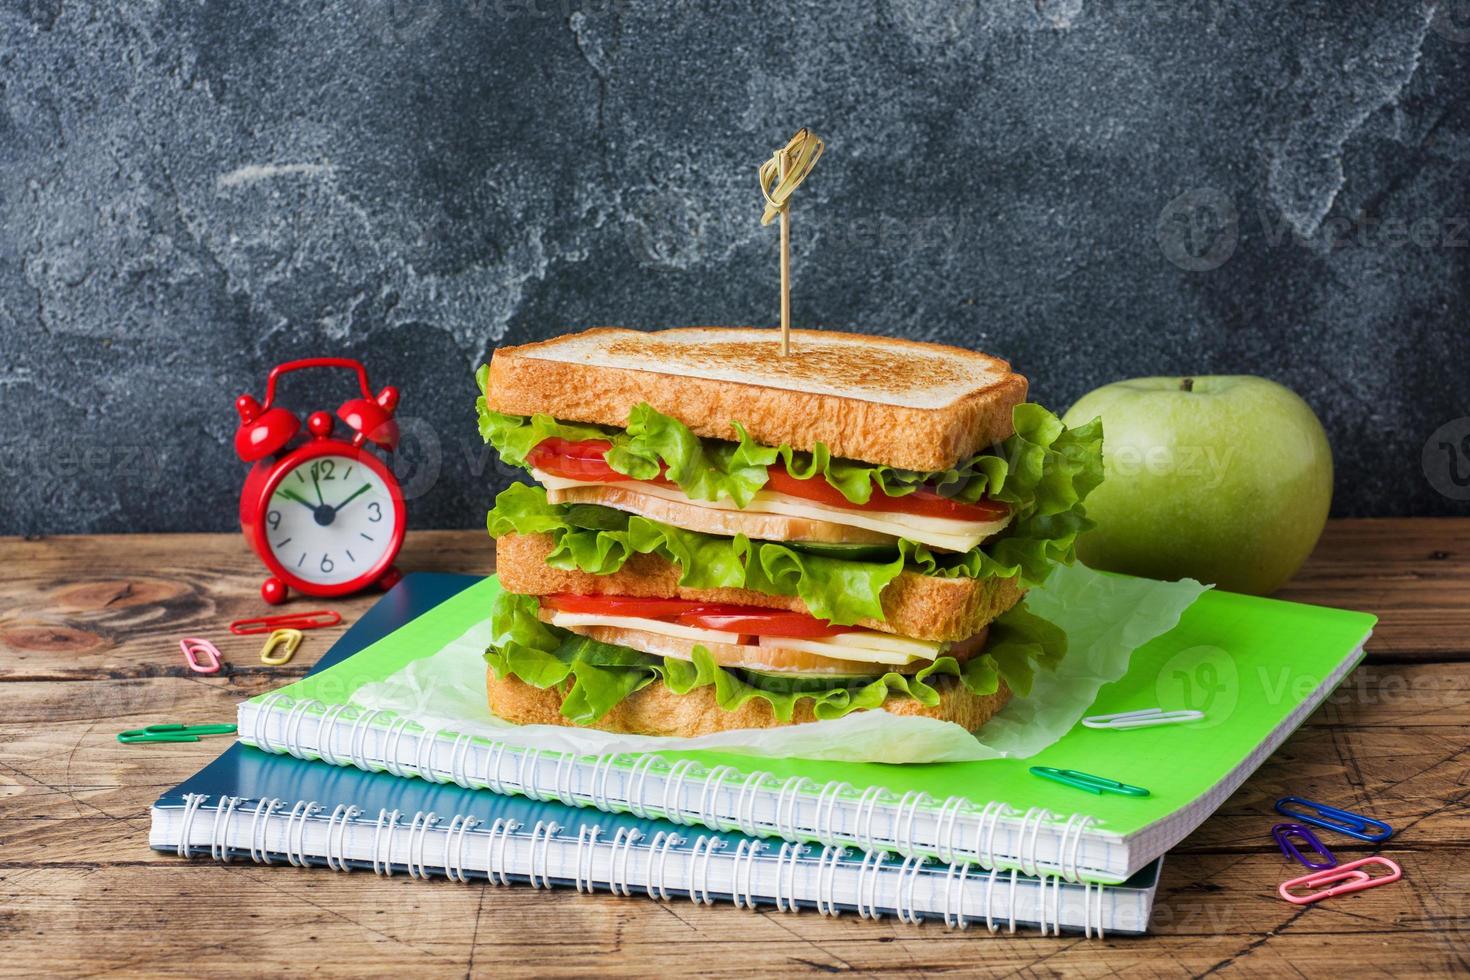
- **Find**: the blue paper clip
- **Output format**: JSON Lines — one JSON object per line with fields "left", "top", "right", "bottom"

{"left": 1029, "top": 766, "right": 1150, "bottom": 797}
{"left": 1271, "top": 822, "right": 1337, "bottom": 869}
{"left": 1274, "top": 796, "right": 1393, "bottom": 843}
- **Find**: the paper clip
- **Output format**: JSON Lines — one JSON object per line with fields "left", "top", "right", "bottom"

{"left": 229, "top": 610, "right": 341, "bottom": 636}
{"left": 1082, "top": 707, "right": 1205, "bottom": 730}
{"left": 180, "top": 637, "right": 222, "bottom": 675}
{"left": 117, "top": 723, "right": 238, "bottom": 744}
{"left": 259, "top": 628, "right": 303, "bottom": 666}
{"left": 1272, "top": 822, "right": 1338, "bottom": 870}
{"left": 1029, "top": 766, "right": 1151, "bottom": 797}
{"left": 1275, "top": 796, "right": 1394, "bottom": 843}
{"left": 1278, "top": 856, "right": 1401, "bottom": 905}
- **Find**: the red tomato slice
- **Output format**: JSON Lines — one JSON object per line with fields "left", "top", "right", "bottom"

{"left": 764, "top": 467, "right": 1009, "bottom": 522}
{"left": 527, "top": 438, "right": 672, "bottom": 485}
{"left": 526, "top": 438, "right": 626, "bottom": 482}
{"left": 673, "top": 611, "right": 856, "bottom": 638}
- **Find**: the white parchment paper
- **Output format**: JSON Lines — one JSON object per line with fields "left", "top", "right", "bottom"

{"left": 349, "top": 563, "right": 1206, "bottom": 763}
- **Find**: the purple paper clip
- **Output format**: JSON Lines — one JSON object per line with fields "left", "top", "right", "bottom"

{"left": 1272, "top": 822, "right": 1337, "bottom": 870}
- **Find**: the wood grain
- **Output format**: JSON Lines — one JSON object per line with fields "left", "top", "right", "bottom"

{"left": 2, "top": 854, "right": 1466, "bottom": 978}
{"left": 0, "top": 521, "right": 1466, "bottom": 976}
{"left": 1272, "top": 518, "right": 1470, "bottom": 661}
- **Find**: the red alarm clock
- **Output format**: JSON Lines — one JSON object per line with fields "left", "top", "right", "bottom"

{"left": 234, "top": 357, "right": 406, "bottom": 605}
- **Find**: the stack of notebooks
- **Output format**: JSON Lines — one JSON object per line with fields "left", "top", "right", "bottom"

{"left": 152, "top": 572, "right": 1376, "bottom": 937}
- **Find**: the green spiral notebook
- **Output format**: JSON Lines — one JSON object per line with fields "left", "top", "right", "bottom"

{"left": 238, "top": 573, "right": 1374, "bottom": 884}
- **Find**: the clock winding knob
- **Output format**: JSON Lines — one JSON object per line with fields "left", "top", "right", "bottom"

{"left": 306, "top": 411, "right": 334, "bottom": 439}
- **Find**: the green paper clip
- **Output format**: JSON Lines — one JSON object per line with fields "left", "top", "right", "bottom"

{"left": 117, "top": 723, "right": 238, "bottom": 744}
{"left": 1029, "top": 766, "right": 1151, "bottom": 797}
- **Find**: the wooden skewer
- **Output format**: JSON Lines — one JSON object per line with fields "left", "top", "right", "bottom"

{"left": 758, "top": 129, "right": 823, "bottom": 358}
{"left": 778, "top": 151, "right": 791, "bottom": 356}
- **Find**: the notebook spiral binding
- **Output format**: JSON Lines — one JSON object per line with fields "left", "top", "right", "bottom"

{"left": 172, "top": 792, "right": 1108, "bottom": 936}
{"left": 245, "top": 693, "right": 1104, "bottom": 883}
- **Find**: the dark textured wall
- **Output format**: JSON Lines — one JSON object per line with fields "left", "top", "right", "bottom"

{"left": 2, "top": 0, "right": 1467, "bottom": 535}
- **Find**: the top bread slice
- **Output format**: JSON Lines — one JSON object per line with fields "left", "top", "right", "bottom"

{"left": 485, "top": 328, "right": 1028, "bottom": 472}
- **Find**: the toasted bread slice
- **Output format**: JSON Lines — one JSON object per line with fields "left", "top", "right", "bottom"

{"left": 486, "top": 327, "right": 1028, "bottom": 471}
{"left": 486, "top": 666, "right": 1012, "bottom": 737}
{"left": 495, "top": 532, "right": 1025, "bottom": 642}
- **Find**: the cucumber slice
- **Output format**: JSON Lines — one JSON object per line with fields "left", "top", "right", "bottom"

{"left": 733, "top": 667, "right": 901, "bottom": 690}
{"left": 786, "top": 542, "right": 900, "bottom": 561}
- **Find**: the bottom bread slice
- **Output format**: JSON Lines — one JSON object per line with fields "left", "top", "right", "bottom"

{"left": 486, "top": 667, "right": 1012, "bottom": 737}
{"left": 495, "top": 532, "right": 1024, "bottom": 642}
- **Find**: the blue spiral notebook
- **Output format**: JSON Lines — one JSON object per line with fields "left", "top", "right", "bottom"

{"left": 149, "top": 574, "right": 1161, "bottom": 935}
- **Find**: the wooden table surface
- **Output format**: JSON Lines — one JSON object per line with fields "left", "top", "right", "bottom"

{"left": 2, "top": 520, "right": 1467, "bottom": 977}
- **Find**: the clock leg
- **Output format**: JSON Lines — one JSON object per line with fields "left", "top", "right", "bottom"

{"left": 376, "top": 566, "right": 403, "bottom": 592}
{"left": 261, "top": 577, "right": 288, "bottom": 605}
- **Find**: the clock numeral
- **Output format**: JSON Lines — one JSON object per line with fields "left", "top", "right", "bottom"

{"left": 313, "top": 460, "right": 336, "bottom": 481}
{"left": 267, "top": 510, "right": 282, "bottom": 531}
{"left": 367, "top": 502, "right": 382, "bottom": 523}
{"left": 320, "top": 554, "right": 335, "bottom": 574}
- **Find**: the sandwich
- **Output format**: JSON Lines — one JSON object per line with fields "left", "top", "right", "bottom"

{"left": 475, "top": 327, "right": 1104, "bottom": 737}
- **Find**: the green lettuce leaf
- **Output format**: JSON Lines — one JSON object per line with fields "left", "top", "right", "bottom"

{"left": 606, "top": 404, "right": 773, "bottom": 506}
{"left": 484, "top": 591, "right": 1067, "bottom": 725}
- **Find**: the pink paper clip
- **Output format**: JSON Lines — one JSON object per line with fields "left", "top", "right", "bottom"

{"left": 180, "top": 637, "right": 222, "bottom": 675}
{"left": 1278, "top": 856, "right": 1401, "bottom": 905}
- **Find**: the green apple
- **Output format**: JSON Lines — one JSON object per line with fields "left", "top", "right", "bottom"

{"left": 1062, "top": 376, "right": 1332, "bottom": 595}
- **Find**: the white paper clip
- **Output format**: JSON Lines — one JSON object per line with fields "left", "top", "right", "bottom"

{"left": 1082, "top": 707, "right": 1204, "bottom": 730}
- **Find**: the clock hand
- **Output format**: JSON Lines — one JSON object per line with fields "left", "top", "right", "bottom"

{"left": 311, "top": 467, "right": 325, "bottom": 507}
{"left": 274, "top": 487, "right": 317, "bottom": 510}
{"left": 334, "top": 483, "right": 372, "bottom": 511}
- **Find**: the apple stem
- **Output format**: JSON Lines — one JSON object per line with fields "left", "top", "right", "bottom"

{"left": 1180, "top": 377, "right": 1195, "bottom": 392}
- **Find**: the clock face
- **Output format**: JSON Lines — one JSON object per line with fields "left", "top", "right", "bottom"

{"left": 262, "top": 454, "right": 399, "bottom": 585}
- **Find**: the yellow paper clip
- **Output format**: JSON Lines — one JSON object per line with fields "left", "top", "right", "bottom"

{"left": 259, "top": 628, "right": 303, "bottom": 666}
